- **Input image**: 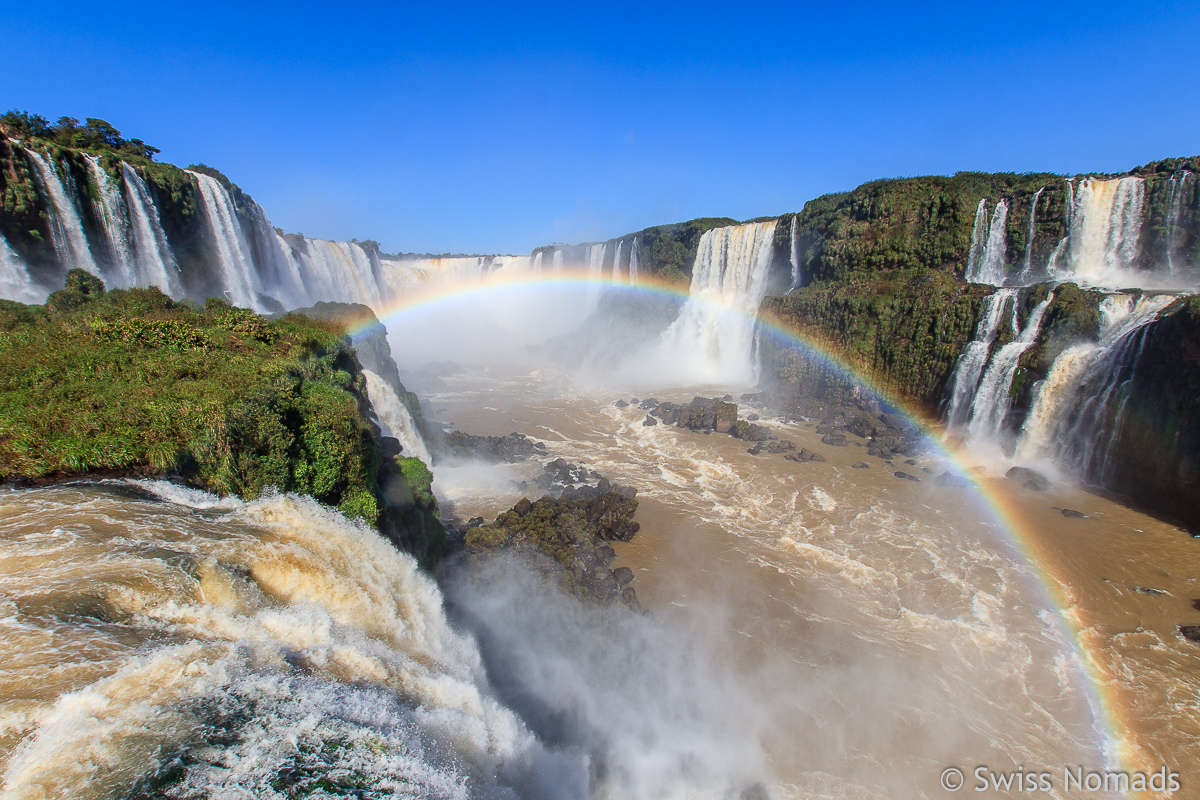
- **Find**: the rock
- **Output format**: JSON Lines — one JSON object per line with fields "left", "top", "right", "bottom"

{"left": 642, "top": 416, "right": 658, "bottom": 426}
{"left": 613, "top": 566, "right": 634, "bottom": 586}
{"left": 722, "top": 394, "right": 733, "bottom": 401}
{"left": 630, "top": 397, "right": 639, "bottom": 404}
{"left": 1006, "top": 466, "right": 1050, "bottom": 492}
{"left": 1180, "top": 626, "right": 1200, "bottom": 642}
{"left": 465, "top": 517, "right": 485, "bottom": 528}
{"left": 639, "top": 398, "right": 659, "bottom": 410}
{"left": 746, "top": 413, "right": 760, "bottom": 421}
{"left": 440, "top": 430, "right": 546, "bottom": 463}
{"left": 851, "top": 461, "right": 869, "bottom": 469}
{"left": 904, "top": 458, "right": 918, "bottom": 466}
{"left": 893, "top": 471, "right": 921, "bottom": 482}
{"left": 731, "top": 420, "right": 774, "bottom": 441}
{"left": 1135, "top": 586, "right": 1170, "bottom": 596}
{"left": 1061, "top": 508, "right": 1088, "bottom": 518}
{"left": 379, "top": 436, "right": 402, "bottom": 459}
{"left": 935, "top": 471, "right": 971, "bottom": 487}
{"left": 594, "top": 545, "right": 616, "bottom": 567}
{"left": 514, "top": 497, "right": 533, "bottom": 516}
{"left": 921, "top": 467, "right": 936, "bottom": 475}
{"left": 614, "top": 399, "right": 629, "bottom": 408}
{"left": 747, "top": 444, "right": 764, "bottom": 455}
{"left": 821, "top": 432, "right": 848, "bottom": 447}
{"left": 785, "top": 448, "right": 826, "bottom": 463}
{"left": 765, "top": 440, "right": 795, "bottom": 454}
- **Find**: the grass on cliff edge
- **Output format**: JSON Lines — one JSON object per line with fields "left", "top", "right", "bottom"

{"left": 0, "top": 270, "right": 383, "bottom": 522}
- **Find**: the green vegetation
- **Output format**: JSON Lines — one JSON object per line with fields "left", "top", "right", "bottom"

{"left": 0, "top": 271, "right": 445, "bottom": 564}
{"left": 761, "top": 271, "right": 991, "bottom": 412}
{"left": 1, "top": 110, "right": 160, "bottom": 160}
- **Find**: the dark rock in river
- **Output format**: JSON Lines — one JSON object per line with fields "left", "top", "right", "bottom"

{"left": 613, "top": 566, "right": 634, "bottom": 586}
{"left": 851, "top": 461, "right": 870, "bottom": 469}
{"left": 785, "top": 448, "right": 826, "bottom": 463}
{"left": 1061, "top": 508, "right": 1088, "bottom": 518}
{"left": 904, "top": 458, "right": 918, "bottom": 466}
{"left": 614, "top": 399, "right": 629, "bottom": 408}
{"left": 821, "top": 432, "right": 848, "bottom": 447}
{"left": 1006, "top": 466, "right": 1050, "bottom": 491}
{"left": 894, "top": 471, "right": 921, "bottom": 482}
{"left": 438, "top": 430, "right": 547, "bottom": 463}
{"left": 642, "top": 416, "right": 657, "bottom": 426}
{"left": 935, "top": 471, "right": 972, "bottom": 487}
{"left": 1180, "top": 626, "right": 1200, "bottom": 642}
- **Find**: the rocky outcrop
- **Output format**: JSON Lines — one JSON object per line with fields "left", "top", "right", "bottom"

{"left": 435, "top": 431, "right": 548, "bottom": 463}
{"left": 462, "top": 487, "right": 642, "bottom": 608}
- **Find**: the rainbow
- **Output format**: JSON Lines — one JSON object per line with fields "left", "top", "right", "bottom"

{"left": 353, "top": 267, "right": 1135, "bottom": 778}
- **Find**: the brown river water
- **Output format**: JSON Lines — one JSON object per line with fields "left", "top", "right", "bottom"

{"left": 1, "top": 362, "right": 1198, "bottom": 799}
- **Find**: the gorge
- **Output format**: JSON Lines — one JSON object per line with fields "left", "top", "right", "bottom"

{"left": 1, "top": 116, "right": 1199, "bottom": 799}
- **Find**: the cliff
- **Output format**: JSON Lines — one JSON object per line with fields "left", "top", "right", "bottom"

{"left": 0, "top": 271, "right": 445, "bottom": 565}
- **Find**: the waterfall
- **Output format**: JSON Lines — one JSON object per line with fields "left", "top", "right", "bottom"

{"left": 363, "top": 370, "right": 433, "bottom": 464}
{"left": 1016, "top": 293, "right": 1177, "bottom": 477}
{"left": 586, "top": 243, "right": 606, "bottom": 282}
{"left": 652, "top": 221, "right": 777, "bottom": 385}
{"left": 966, "top": 200, "right": 1009, "bottom": 285}
{"left": 23, "top": 149, "right": 100, "bottom": 276}
{"left": 629, "top": 237, "right": 640, "bottom": 283}
{"left": 84, "top": 155, "right": 136, "bottom": 287}
{"left": 963, "top": 291, "right": 1054, "bottom": 443}
{"left": 611, "top": 240, "right": 624, "bottom": 282}
{"left": 287, "top": 238, "right": 385, "bottom": 308}
{"left": 1064, "top": 177, "right": 1145, "bottom": 286}
{"left": 1167, "top": 172, "right": 1193, "bottom": 274}
{"left": 0, "top": 234, "right": 45, "bottom": 303}
{"left": 188, "top": 171, "right": 263, "bottom": 310}
{"left": 1019, "top": 187, "right": 1045, "bottom": 280}
{"left": 965, "top": 200, "right": 989, "bottom": 281}
{"left": 789, "top": 214, "right": 801, "bottom": 289}
{"left": 553, "top": 248, "right": 564, "bottom": 273}
{"left": 945, "top": 288, "right": 1017, "bottom": 428}
{"left": 122, "top": 164, "right": 182, "bottom": 297}
{"left": 532, "top": 251, "right": 543, "bottom": 272}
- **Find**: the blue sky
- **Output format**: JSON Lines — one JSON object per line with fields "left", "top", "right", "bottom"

{"left": 3, "top": 1, "right": 1197, "bottom": 254}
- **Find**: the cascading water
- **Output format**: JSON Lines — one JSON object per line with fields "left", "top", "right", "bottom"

{"left": 531, "top": 251, "right": 543, "bottom": 272}
{"left": 285, "top": 238, "right": 385, "bottom": 308}
{"left": 1019, "top": 187, "right": 1044, "bottom": 281}
{"left": 788, "top": 214, "right": 801, "bottom": 289}
{"left": 650, "top": 221, "right": 777, "bottom": 385}
{"left": 963, "top": 291, "right": 1054, "bottom": 444}
{"left": 363, "top": 370, "right": 433, "bottom": 464}
{"left": 0, "top": 484, "right": 577, "bottom": 799}
{"left": 1016, "top": 293, "right": 1178, "bottom": 479}
{"left": 1063, "top": 177, "right": 1145, "bottom": 287}
{"left": 122, "top": 164, "right": 182, "bottom": 297}
{"left": 1166, "top": 171, "right": 1194, "bottom": 274}
{"left": 965, "top": 200, "right": 989, "bottom": 281}
{"left": 629, "top": 237, "right": 640, "bottom": 283}
{"left": 552, "top": 248, "right": 564, "bottom": 273}
{"left": 0, "top": 234, "right": 44, "bottom": 303}
{"left": 23, "top": 148, "right": 100, "bottom": 277}
{"left": 611, "top": 240, "right": 624, "bottom": 282}
{"left": 84, "top": 155, "right": 136, "bottom": 287}
{"left": 944, "top": 288, "right": 1017, "bottom": 429}
{"left": 188, "top": 171, "right": 263, "bottom": 310}
{"left": 966, "top": 200, "right": 1009, "bottom": 285}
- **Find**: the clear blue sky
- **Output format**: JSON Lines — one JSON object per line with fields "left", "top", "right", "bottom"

{"left": 3, "top": 1, "right": 1197, "bottom": 254}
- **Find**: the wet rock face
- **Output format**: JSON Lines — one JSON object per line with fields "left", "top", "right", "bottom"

{"left": 532, "top": 459, "right": 637, "bottom": 501}
{"left": 437, "top": 430, "right": 548, "bottom": 463}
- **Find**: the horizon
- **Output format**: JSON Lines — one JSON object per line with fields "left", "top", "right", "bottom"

{"left": 4, "top": 1, "right": 1198, "bottom": 254}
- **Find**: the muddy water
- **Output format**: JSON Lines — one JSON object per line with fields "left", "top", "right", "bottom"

{"left": 428, "top": 364, "right": 1200, "bottom": 798}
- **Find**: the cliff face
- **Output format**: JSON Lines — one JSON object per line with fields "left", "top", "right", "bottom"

{"left": 771, "top": 158, "right": 1199, "bottom": 286}
{"left": 1108, "top": 295, "right": 1200, "bottom": 531}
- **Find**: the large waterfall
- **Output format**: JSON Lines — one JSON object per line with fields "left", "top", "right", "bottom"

{"left": 965, "top": 200, "right": 1009, "bottom": 285}
{"left": 1015, "top": 293, "right": 1177, "bottom": 477}
{"left": 944, "top": 288, "right": 1017, "bottom": 428}
{"left": 1062, "top": 177, "right": 1145, "bottom": 286}
{"left": 963, "top": 291, "right": 1054, "bottom": 443}
{"left": 23, "top": 149, "right": 100, "bottom": 278}
{"left": 650, "top": 221, "right": 778, "bottom": 386}
{"left": 189, "top": 171, "right": 265, "bottom": 310}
